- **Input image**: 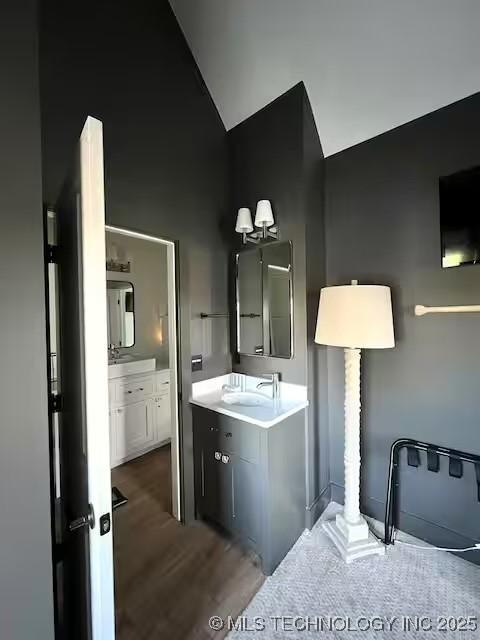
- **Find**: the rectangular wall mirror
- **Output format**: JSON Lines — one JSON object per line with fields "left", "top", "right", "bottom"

{"left": 106, "top": 280, "right": 135, "bottom": 348}
{"left": 236, "top": 241, "right": 293, "bottom": 358}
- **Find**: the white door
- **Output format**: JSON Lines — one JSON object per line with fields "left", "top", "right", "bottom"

{"left": 55, "top": 116, "right": 115, "bottom": 640}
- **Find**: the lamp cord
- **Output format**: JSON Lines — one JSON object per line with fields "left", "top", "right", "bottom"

{"left": 369, "top": 523, "right": 480, "bottom": 553}
{"left": 392, "top": 527, "right": 480, "bottom": 552}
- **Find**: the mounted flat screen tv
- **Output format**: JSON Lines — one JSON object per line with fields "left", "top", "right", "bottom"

{"left": 440, "top": 165, "right": 480, "bottom": 268}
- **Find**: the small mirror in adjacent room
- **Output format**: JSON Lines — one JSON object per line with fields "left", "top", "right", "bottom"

{"left": 106, "top": 280, "right": 135, "bottom": 348}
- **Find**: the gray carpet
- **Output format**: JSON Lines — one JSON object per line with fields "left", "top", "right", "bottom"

{"left": 228, "top": 503, "right": 480, "bottom": 639}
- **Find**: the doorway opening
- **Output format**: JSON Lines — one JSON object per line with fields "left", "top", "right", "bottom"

{"left": 104, "top": 225, "right": 182, "bottom": 635}
{"left": 105, "top": 226, "right": 181, "bottom": 521}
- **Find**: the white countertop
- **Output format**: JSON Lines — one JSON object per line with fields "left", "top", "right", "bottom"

{"left": 108, "top": 355, "right": 170, "bottom": 379}
{"left": 190, "top": 374, "right": 308, "bottom": 428}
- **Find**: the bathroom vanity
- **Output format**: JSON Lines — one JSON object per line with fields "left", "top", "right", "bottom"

{"left": 108, "top": 357, "right": 171, "bottom": 467}
{"left": 191, "top": 374, "right": 308, "bottom": 575}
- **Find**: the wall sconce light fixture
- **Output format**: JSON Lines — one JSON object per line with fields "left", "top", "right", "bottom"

{"left": 235, "top": 207, "right": 255, "bottom": 244}
{"left": 106, "top": 258, "right": 131, "bottom": 273}
{"left": 106, "top": 242, "right": 131, "bottom": 272}
{"left": 255, "top": 200, "right": 276, "bottom": 239}
{"left": 236, "top": 200, "right": 278, "bottom": 244}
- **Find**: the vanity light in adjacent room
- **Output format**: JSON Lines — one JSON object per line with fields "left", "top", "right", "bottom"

{"left": 315, "top": 280, "right": 395, "bottom": 562}
{"left": 255, "top": 199, "right": 275, "bottom": 239}
{"left": 235, "top": 207, "right": 254, "bottom": 244}
{"left": 106, "top": 241, "right": 131, "bottom": 273}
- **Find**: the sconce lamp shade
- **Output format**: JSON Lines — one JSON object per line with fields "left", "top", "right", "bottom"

{"left": 315, "top": 283, "right": 395, "bottom": 349}
{"left": 235, "top": 208, "right": 253, "bottom": 233}
{"left": 254, "top": 200, "right": 274, "bottom": 227}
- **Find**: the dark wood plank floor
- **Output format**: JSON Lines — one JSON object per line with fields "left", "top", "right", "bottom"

{"left": 111, "top": 446, "right": 264, "bottom": 640}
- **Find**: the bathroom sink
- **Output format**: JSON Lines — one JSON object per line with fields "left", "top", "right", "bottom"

{"left": 108, "top": 354, "right": 135, "bottom": 365}
{"left": 108, "top": 356, "right": 156, "bottom": 379}
{"left": 222, "top": 391, "right": 271, "bottom": 407}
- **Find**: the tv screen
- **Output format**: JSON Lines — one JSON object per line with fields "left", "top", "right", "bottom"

{"left": 440, "top": 165, "right": 480, "bottom": 268}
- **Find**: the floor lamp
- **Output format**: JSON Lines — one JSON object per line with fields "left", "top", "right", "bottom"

{"left": 315, "top": 280, "right": 395, "bottom": 562}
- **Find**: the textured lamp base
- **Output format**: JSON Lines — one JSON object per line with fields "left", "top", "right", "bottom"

{"left": 323, "top": 513, "right": 385, "bottom": 563}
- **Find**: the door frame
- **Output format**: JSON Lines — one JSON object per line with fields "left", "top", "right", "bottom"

{"left": 105, "top": 225, "right": 183, "bottom": 522}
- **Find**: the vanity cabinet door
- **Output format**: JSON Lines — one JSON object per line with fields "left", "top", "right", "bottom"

{"left": 115, "top": 399, "right": 155, "bottom": 460}
{"left": 154, "top": 393, "right": 171, "bottom": 443}
{"left": 232, "top": 456, "right": 260, "bottom": 544}
{"left": 201, "top": 447, "right": 233, "bottom": 531}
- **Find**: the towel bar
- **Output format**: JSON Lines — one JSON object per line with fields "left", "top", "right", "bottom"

{"left": 200, "top": 313, "right": 229, "bottom": 318}
{"left": 415, "top": 304, "right": 480, "bottom": 316}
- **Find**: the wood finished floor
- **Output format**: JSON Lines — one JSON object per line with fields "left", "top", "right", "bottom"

{"left": 111, "top": 446, "right": 265, "bottom": 640}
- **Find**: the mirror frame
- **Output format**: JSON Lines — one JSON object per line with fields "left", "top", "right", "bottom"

{"left": 235, "top": 240, "right": 294, "bottom": 359}
{"left": 106, "top": 279, "right": 136, "bottom": 349}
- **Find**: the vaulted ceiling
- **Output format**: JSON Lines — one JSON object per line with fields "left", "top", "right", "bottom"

{"left": 169, "top": 0, "right": 480, "bottom": 156}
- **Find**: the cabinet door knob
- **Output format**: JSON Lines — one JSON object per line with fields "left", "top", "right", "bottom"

{"left": 221, "top": 454, "right": 230, "bottom": 464}
{"left": 225, "top": 432, "right": 232, "bottom": 438}
{"left": 127, "top": 390, "right": 132, "bottom": 394}
{"left": 214, "top": 451, "right": 221, "bottom": 461}
{"left": 138, "top": 387, "right": 144, "bottom": 391}
{"left": 209, "top": 426, "right": 218, "bottom": 432}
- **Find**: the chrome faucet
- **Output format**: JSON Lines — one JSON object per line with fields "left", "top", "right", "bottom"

{"left": 256, "top": 373, "right": 280, "bottom": 399}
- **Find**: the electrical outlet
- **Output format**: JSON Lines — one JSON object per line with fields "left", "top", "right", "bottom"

{"left": 191, "top": 355, "right": 203, "bottom": 372}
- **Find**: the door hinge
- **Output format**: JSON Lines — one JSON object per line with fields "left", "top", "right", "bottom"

{"left": 50, "top": 394, "right": 63, "bottom": 413}
{"left": 47, "top": 244, "right": 59, "bottom": 264}
{"left": 54, "top": 541, "right": 65, "bottom": 563}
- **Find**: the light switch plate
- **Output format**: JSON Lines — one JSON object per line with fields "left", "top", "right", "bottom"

{"left": 191, "top": 354, "right": 203, "bottom": 372}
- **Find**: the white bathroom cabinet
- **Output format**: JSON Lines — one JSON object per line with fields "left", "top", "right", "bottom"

{"left": 109, "top": 368, "right": 171, "bottom": 467}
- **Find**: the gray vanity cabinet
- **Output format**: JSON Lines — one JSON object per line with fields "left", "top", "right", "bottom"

{"left": 232, "top": 456, "right": 260, "bottom": 544}
{"left": 192, "top": 405, "right": 306, "bottom": 575}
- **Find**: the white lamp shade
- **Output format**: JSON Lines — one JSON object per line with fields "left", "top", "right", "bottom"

{"left": 254, "top": 200, "right": 274, "bottom": 227}
{"left": 315, "top": 283, "right": 395, "bottom": 349}
{"left": 235, "top": 207, "right": 253, "bottom": 233}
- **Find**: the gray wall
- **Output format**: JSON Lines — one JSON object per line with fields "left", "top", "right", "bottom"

{"left": 0, "top": 1, "right": 55, "bottom": 638}
{"left": 40, "top": 0, "right": 230, "bottom": 523}
{"left": 325, "top": 92, "right": 480, "bottom": 561}
{"left": 229, "top": 85, "right": 308, "bottom": 385}
{"left": 229, "top": 84, "right": 329, "bottom": 524}
{"left": 170, "top": 0, "right": 480, "bottom": 156}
